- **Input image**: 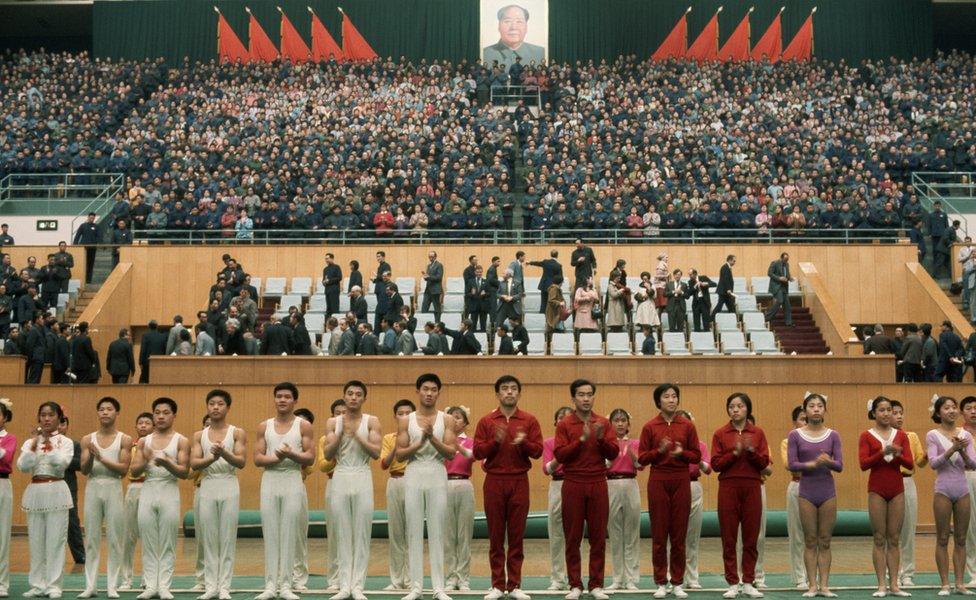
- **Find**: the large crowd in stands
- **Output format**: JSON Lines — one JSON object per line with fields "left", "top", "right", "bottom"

{"left": 2, "top": 49, "right": 976, "bottom": 243}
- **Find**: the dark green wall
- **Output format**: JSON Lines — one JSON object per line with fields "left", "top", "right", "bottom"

{"left": 93, "top": 0, "right": 932, "bottom": 65}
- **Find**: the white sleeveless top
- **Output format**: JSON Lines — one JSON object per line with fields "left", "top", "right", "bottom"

{"left": 407, "top": 411, "right": 445, "bottom": 463}
{"left": 145, "top": 432, "right": 183, "bottom": 484}
{"left": 263, "top": 417, "right": 303, "bottom": 472}
{"left": 201, "top": 425, "right": 238, "bottom": 478}
{"left": 90, "top": 431, "right": 123, "bottom": 480}
{"left": 334, "top": 414, "right": 372, "bottom": 472}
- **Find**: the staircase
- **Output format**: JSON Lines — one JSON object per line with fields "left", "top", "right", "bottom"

{"left": 63, "top": 285, "right": 100, "bottom": 325}
{"left": 767, "top": 304, "right": 830, "bottom": 354}
{"left": 939, "top": 281, "right": 971, "bottom": 319}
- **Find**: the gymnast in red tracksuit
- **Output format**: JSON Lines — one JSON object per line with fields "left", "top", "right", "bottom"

{"left": 554, "top": 378, "right": 618, "bottom": 600}
{"left": 637, "top": 383, "right": 701, "bottom": 600}
{"left": 710, "top": 392, "right": 770, "bottom": 599}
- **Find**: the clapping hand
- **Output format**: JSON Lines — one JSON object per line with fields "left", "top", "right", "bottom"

{"left": 669, "top": 442, "right": 684, "bottom": 458}
{"left": 581, "top": 420, "right": 592, "bottom": 442}
{"left": 592, "top": 420, "right": 605, "bottom": 440}
{"left": 513, "top": 430, "right": 527, "bottom": 445}
{"left": 275, "top": 443, "right": 292, "bottom": 460}
{"left": 815, "top": 452, "right": 833, "bottom": 467}
{"left": 210, "top": 442, "right": 224, "bottom": 458}
{"left": 494, "top": 425, "right": 507, "bottom": 444}
{"left": 658, "top": 436, "right": 672, "bottom": 453}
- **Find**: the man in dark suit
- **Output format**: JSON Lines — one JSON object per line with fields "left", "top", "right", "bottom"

{"left": 59, "top": 416, "right": 85, "bottom": 564}
{"left": 73, "top": 212, "right": 100, "bottom": 283}
{"left": 38, "top": 254, "right": 64, "bottom": 310}
{"left": 107, "top": 328, "right": 136, "bottom": 383}
{"left": 485, "top": 256, "right": 501, "bottom": 327}
{"left": 443, "top": 319, "right": 482, "bottom": 355}
{"left": 422, "top": 251, "right": 444, "bottom": 322}
{"left": 570, "top": 239, "right": 597, "bottom": 290}
{"left": 70, "top": 321, "right": 99, "bottom": 384}
{"left": 509, "top": 315, "right": 530, "bottom": 354}
{"left": 461, "top": 256, "right": 479, "bottom": 320}
{"left": 465, "top": 266, "right": 491, "bottom": 332}
{"left": 349, "top": 286, "right": 368, "bottom": 324}
{"left": 937, "top": 320, "right": 965, "bottom": 382}
{"left": 897, "top": 323, "right": 924, "bottom": 382}
{"left": 385, "top": 284, "right": 405, "bottom": 329}
{"left": 421, "top": 322, "right": 450, "bottom": 355}
{"left": 687, "top": 269, "right": 717, "bottom": 332}
{"left": 374, "top": 272, "right": 391, "bottom": 332}
{"left": 495, "top": 324, "right": 515, "bottom": 355}
{"left": 711, "top": 255, "right": 737, "bottom": 317}
{"left": 764, "top": 252, "right": 794, "bottom": 326}
{"left": 53, "top": 241, "right": 75, "bottom": 292}
{"left": 496, "top": 269, "right": 524, "bottom": 325}
{"left": 261, "top": 316, "right": 294, "bottom": 355}
{"left": 528, "top": 250, "right": 563, "bottom": 313}
{"left": 863, "top": 324, "right": 896, "bottom": 355}
{"left": 138, "top": 320, "right": 168, "bottom": 383}
{"left": 322, "top": 253, "right": 343, "bottom": 318}
{"left": 337, "top": 319, "right": 357, "bottom": 356}
{"left": 52, "top": 322, "right": 71, "bottom": 384}
{"left": 356, "top": 323, "right": 381, "bottom": 355}
{"left": 640, "top": 326, "right": 656, "bottom": 355}
{"left": 373, "top": 251, "right": 391, "bottom": 295}
{"left": 24, "top": 313, "right": 46, "bottom": 383}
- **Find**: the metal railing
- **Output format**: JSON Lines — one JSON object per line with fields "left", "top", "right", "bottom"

{"left": 130, "top": 227, "right": 911, "bottom": 245}
{"left": 911, "top": 171, "right": 973, "bottom": 235}
{"left": 0, "top": 172, "right": 124, "bottom": 216}
{"left": 490, "top": 84, "right": 542, "bottom": 108}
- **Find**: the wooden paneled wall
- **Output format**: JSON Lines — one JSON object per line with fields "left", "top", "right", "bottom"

{"left": 0, "top": 382, "right": 967, "bottom": 529}
{"left": 148, "top": 355, "right": 895, "bottom": 386}
{"left": 118, "top": 243, "right": 932, "bottom": 326}
{"left": 798, "top": 263, "right": 862, "bottom": 356}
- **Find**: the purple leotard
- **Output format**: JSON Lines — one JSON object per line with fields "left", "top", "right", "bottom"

{"left": 787, "top": 428, "right": 843, "bottom": 507}
{"left": 927, "top": 428, "right": 976, "bottom": 502}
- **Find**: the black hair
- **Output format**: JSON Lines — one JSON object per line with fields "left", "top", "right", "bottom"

{"left": 653, "top": 383, "right": 680, "bottom": 409}
{"left": 38, "top": 401, "right": 64, "bottom": 421}
{"left": 294, "top": 408, "right": 315, "bottom": 424}
{"left": 330, "top": 399, "right": 346, "bottom": 415}
{"left": 393, "top": 399, "right": 416, "bottom": 415}
{"left": 343, "top": 380, "right": 368, "bottom": 397}
{"left": 0, "top": 401, "right": 11, "bottom": 423}
{"left": 206, "top": 388, "right": 232, "bottom": 407}
{"left": 447, "top": 406, "right": 469, "bottom": 425}
{"left": 553, "top": 406, "right": 573, "bottom": 425}
{"left": 273, "top": 381, "right": 299, "bottom": 400}
{"left": 608, "top": 408, "right": 630, "bottom": 423}
{"left": 570, "top": 378, "right": 595, "bottom": 396}
{"left": 136, "top": 412, "right": 153, "bottom": 424}
{"left": 726, "top": 392, "right": 753, "bottom": 420}
{"left": 152, "top": 397, "right": 178, "bottom": 414}
{"left": 959, "top": 396, "right": 976, "bottom": 412}
{"left": 350, "top": 260, "right": 359, "bottom": 270}
{"left": 890, "top": 400, "right": 904, "bottom": 411}
{"left": 932, "top": 396, "right": 957, "bottom": 424}
{"left": 494, "top": 374, "right": 522, "bottom": 393}
{"left": 791, "top": 405, "right": 804, "bottom": 423}
{"left": 868, "top": 396, "right": 893, "bottom": 420}
{"left": 416, "top": 373, "right": 442, "bottom": 390}
{"left": 802, "top": 393, "right": 827, "bottom": 411}
{"left": 97, "top": 396, "right": 121, "bottom": 412}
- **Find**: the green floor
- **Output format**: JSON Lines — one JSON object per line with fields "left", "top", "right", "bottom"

{"left": 11, "top": 575, "right": 962, "bottom": 598}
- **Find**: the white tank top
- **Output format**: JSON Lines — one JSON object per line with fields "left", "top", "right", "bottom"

{"left": 201, "top": 425, "right": 238, "bottom": 478}
{"left": 334, "top": 414, "right": 372, "bottom": 472}
{"left": 407, "top": 411, "right": 445, "bottom": 463}
{"left": 263, "top": 417, "right": 303, "bottom": 472}
{"left": 90, "top": 431, "right": 123, "bottom": 480}
{"left": 145, "top": 432, "right": 182, "bottom": 484}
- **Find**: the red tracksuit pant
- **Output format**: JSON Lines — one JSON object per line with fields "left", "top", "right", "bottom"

{"left": 561, "top": 478, "right": 609, "bottom": 590}
{"left": 648, "top": 477, "right": 691, "bottom": 585}
{"left": 718, "top": 482, "right": 763, "bottom": 584}
{"left": 484, "top": 475, "right": 530, "bottom": 591}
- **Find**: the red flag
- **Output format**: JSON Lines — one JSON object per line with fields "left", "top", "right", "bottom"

{"left": 217, "top": 12, "right": 248, "bottom": 64}
{"left": 652, "top": 12, "right": 688, "bottom": 61}
{"left": 751, "top": 11, "right": 783, "bottom": 62}
{"left": 782, "top": 12, "right": 814, "bottom": 61}
{"left": 718, "top": 11, "right": 751, "bottom": 62}
{"left": 340, "top": 11, "right": 378, "bottom": 62}
{"left": 310, "top": 10, "right": 343, "bottom": 62}
{"left": 279, "top": 9, "right": 310, "bottom": 63}
{"left": 248, "top": 12, "right": 280, "bottom": 62}
{"left": 686, "top": 11, "right": 720, "bottom": 62}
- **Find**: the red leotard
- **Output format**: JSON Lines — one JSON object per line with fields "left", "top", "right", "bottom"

{"left": 858, "top": 428, "right": 913, "bottom": 501}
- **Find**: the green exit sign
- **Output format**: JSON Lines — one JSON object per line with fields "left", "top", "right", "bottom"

{"left": 37, "top": 220, "right": 58, "bottom": 231}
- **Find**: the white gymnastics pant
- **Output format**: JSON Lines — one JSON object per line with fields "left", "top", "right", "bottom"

{"left": 120, "top": 483, "right": 142, "bottom": 588}
{"left": 386, "top": 477, "right": 409, "bottom": 588}
{"left": 260, "top": 470, "right": 305, "bottom": 593}
{"left": 786, "top": 480, "right": 807, "bottom": 586}
{"left": 547, "top": 480, "right": 567, "bottom": 587}
{"left": 194, "top": 488, "right": 204, "bottom": 587}
{"left": 295, "top": 486, "right": 310, "bottom": 590}
{"left": 330, "top": 470, "right": 375, "bottom": 593}
{"left": 0, "top": 479, "right": 11, "bottom": 594}
{"left": 138, "top": 481, "right": 180, "bottom": 593}
{"left": 443, "top": 479, "right": 474, "bottom": 589}
{"left": 684, "top": 481, "right": 704, "bottom": 587}
{"left": 27, "top": 509, "right": 68, "bottom": 594}
{"left": 607, "top": 478, "right": 641, "bottom": 587}
{"left": 83, "top": 478, "right": 124, "bottom": 593}
{"left": 404, "top": 463, "right": 448, "bottom": 594}
{"left": 899, "top": 477, "right": 918, "bottom": 583}
{"left": 199, "top": 477, "right": 240, "bottom": 594}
